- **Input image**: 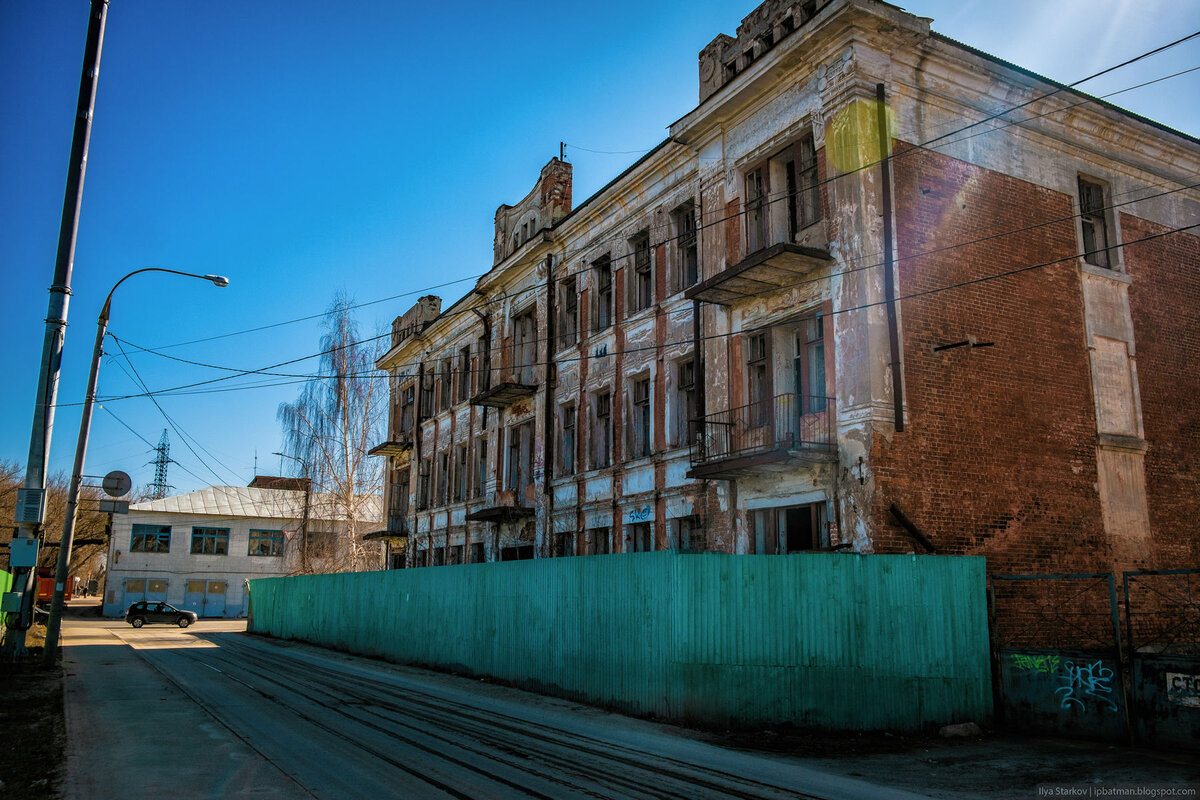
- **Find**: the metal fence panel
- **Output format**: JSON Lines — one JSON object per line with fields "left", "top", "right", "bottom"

{"left": 249, "top": 552, "right": 991, "bottom": 730}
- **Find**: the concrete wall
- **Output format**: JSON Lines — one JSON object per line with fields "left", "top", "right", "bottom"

{"left": 249, "top": 551, "right": 992, "bottom": 731}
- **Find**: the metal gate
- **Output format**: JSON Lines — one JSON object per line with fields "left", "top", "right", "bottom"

{"left": 1124, "top": 569, "right": 1200, "bottom": 750}
{"left": 991, "top": 569, "right": 1200, "bottom": 751}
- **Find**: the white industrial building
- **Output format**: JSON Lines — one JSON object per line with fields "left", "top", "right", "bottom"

{"left": 102, "top": 482, "right": 381, "bottom": 618}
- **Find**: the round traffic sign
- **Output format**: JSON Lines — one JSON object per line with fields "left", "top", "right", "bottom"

{"left": 102, "top": 470, "right": 132, "bottom": 498}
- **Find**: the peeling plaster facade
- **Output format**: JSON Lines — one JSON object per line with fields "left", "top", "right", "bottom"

{"left": 373, "top": 0, "right": 1200, "bottom": 576}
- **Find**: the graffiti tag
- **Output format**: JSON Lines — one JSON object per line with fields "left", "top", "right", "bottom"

{"left": 1055, "top": 660, "right": 1118, "bottom": 712}
{"left": 628, "top": 506, "right": 652, "bottom": 522}
{"left": 1008, "top": 654, "right": 1061, "bottom": 674}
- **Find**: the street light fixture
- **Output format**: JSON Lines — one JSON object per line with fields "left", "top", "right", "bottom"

{"left": 42, "top": 268, "right": 229, "bottom": 664}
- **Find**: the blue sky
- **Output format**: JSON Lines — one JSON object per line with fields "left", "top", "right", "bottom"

{"left": 2, "top": 0, "right": 1198, "bottom": 495}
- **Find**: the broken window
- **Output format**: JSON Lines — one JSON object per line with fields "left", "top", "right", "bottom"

{"left": 506, "top": 419, "right": 535, "bottom": 493}
{"left": 745, "top": 166, "right": 768, "bottom": 254}
{"left": 674, "top": 203, "right": 698, "bottom": 291}
{"left": 593, "top": 255, "right": 613, "bottom": 332}
{"left": 631, "top": 232, "right": 653, "bottom": 313}
{"left": 751, "top": 504, "right": 826, "bottom": 554}
{"left": 559, "top": 277, "right": 578, "bottom": 349}
{"left": 437, "top": 451, "right": 450, "bottom": 507}
{"left": 592, "top": 391, "right": 612, "bottom": 468}
{"left": 474, "top": 436, "right": 487, "bottom": 499}
{"left": 747, "top": 332, "right": 770, "bottom": 425}
{"left": 1079, "top": 177, "right": 1113, "bottom": 269}
{"left": 630, "top": 377, "right": 651, "bottom": 458}
{"left": 469, "top": 542, "right": 485, "bottom": 563}
{"left": 439, "top": 356, "right": 452, "bottom": 411}
{"left": 675, "top": 516, "right": 702, "bottom": 553}
{"left": 420, "top": 370, "right": 434, "bottom": 418}
{"left": 400, "top": 384, "right": 415, "bottom": 437}
{"left": 416, "top": 457, "right": 431, "bottom": 510}
{"left": 674, "top": 358, "right": 695, "bottom": 447}
{"left": 457, "top": 345, "right": 471, "bottom": 403}
{"left": 454, "top": 444, "right": 468, "bottom": 502}
{"left": 559, "top": 403, "right": 576, "bottom": 477}
{"left": 590, "top": 526, "right": 611, "bottom": 555}
{"left": 795, "top": 314, "right": 827, "bottom": 413}
{"left": 629, "top": 522, "right": 653, "bottom": 553}
{"left": 512, "top": 307, "right": 537, "bottom": 384}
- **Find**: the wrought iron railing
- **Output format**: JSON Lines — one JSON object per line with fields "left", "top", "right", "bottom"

{"left": 692, "top": 393, "right": 834, "bottom": 465}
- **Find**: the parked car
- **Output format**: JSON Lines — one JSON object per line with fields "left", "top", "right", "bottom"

{"left": 125, "top": 601, "right": 198, "bottom": 628}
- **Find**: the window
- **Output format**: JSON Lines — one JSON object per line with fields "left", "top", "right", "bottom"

{"left": 439, "top": 357, "right": 452, "bottom": 411}
{"left": 190, "top": 527, "right": 229, "bottom": 556}
{"left": 432, "top": 547, "right": 445, "bottom": 567}
{"left": 417, "top": 456, "right": 431, "bottom": 510}
{"left": 130, "top": 524, "right": 170, "bottom": 553}
{"left": 590, "top": 526, "right": 611, "bottom": 555}
{"left": 745, "top": 165, "right": 768, "bottom": 253}
{"left": 454, "top": 444, "right": 468, "bottom": 502}
{"left": 449, "top": 544, "right": 464, "bottom": 565}
{"left": 248, "top": 529, "right": 284, "bottom": 557}
{"left": 474, "top": 437, "right": 487, "bottom": 498}
{"left": 476, "top": 335, "right": 490, "bottom": 391}
{"left": 751, "top": 504, "right": 826, "bottom": 554}
{"left": 420, "top": 370, "right": 434, "bottom": 418}
{"left": 559, "top": 277, "right": 578, "bottom": 349}
{"left": 593, "top": 256, "right": 613, "bottom": 332}
{"left": 592, "top": 391, "right": 612, "bottom": 468}
{"left": 674, "top": 359, "right": 695, "bottom": 446}
{"left": 631, "top": 232, "right": 652, "bottom": 313}
{"left": 507, "top": 420, "right": 535, "bottom": 492}
{"left": 437, "top": 451, "right": 450, "bottom": 506}
{"left": 630, "top": 377, "right": 651, "bottom": 458}
{"left": 400, "top": 384, "right": 415, "bottom": 436}
{"left": 795, "top": 314, "right": 827, "bottom": 413}
{"left": 306, "top": 530, "right": 336, "bottom": 557}
{"left": 554, "top": 530, "right": 575, "bottom": 558}
{"left": 674, "top": 203, "right": 698, "bottom": 291}
{"left": 629, "top": 522, "right": 653, "bottom": 553}
{"left": 1079, "top": 177, "right": 1112, "bottom": 268}
{"left": 747, "top": 333, "right": 770, "bottom": 424}
{"left": 792, "top": 134, "right": 820, "bottom": 235}
{"left": 559, "top": 403, "right": 576, "bottom": 477}
{"left": 457, "top": 345, "right": 471, "bottom": 403}
{"left": 512, "top": 307, "right": 537, "bottom": 384}
{"left": 469, "top": 542, "right": 485, "bottom": 563}
{"left": 675, "top": 516, "right": 702, "bottom": 552}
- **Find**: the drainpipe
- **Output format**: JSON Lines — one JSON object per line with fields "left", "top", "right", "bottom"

{"left": 876, "top": 82, "right": 904, "bottom": 432}
{"left": 543, "top": 254, "right": 557, "bottom": 555}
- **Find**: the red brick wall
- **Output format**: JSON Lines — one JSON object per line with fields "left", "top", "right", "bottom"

{"left": 869, "top": 145, "right": 1108, "bottom": 575}
{"left": 1122, "top": 214, "right": 1200, "bottom": 566}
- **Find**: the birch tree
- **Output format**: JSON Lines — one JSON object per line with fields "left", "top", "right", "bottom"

{"left": 277, "top": 295, "right": 384, "bottom": 573}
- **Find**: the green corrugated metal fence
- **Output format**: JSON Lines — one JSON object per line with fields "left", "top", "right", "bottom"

{"left": 249, "top": 552, "right": 991, "bottom": 730}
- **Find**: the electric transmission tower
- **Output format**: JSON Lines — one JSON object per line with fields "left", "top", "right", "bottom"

{"left": 149, "top": 428, "right": 173, "bottom": 499}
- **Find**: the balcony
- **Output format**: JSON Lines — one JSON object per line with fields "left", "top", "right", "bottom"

{"left": 470, "top": 380, "right": 537, "bottom": 409}
{"left": 367, "top": 430, "right": 413, "bottom": 457}
{"left": 465, "top": 489, "right": 535, "bottom": 523}
{"left": 685, "top": 242, "right": 832, "bottom": 305}
{"left": 689, "top": 393, "right": 835, "bottom": 479}
{"left": 363, "top": 514, "right": 409, "bottom": 544}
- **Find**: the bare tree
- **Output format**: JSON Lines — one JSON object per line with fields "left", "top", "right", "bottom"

{"left": 277, "top": 294, "right": 384, "bottom": 573}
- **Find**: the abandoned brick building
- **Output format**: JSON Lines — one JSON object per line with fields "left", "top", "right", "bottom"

{"left": 368, "top": 0, "right": 1200, "bottom": 575}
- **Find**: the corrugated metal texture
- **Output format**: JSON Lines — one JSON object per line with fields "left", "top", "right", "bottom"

{"left": 249, "top": 552, "right": 991, "bottom": 730}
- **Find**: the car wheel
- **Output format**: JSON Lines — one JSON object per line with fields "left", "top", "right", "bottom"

{"left": 130, "top": 617, "right": 145, "bottom": 628}
{"left": 177, "top": 616, "right": 191, "bottom": 628}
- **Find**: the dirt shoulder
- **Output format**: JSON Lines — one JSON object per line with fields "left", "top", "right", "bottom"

{"left": 0, "top": 625, "right": 64, "bottom": 799}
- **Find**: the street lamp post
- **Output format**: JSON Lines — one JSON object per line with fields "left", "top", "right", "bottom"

{"left": 42, "top": 268, "right": 229, "bottom": 665}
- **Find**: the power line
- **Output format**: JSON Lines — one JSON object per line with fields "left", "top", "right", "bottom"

{"left": 116, "top": 34, "right": 1200, "bottom": 359}
{"left": 101, "top": 177, "right": 1200, "bottom": 395}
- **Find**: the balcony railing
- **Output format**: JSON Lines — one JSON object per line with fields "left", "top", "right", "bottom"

{"left": 692, "top": 393, "right": 835, "bottom": 468}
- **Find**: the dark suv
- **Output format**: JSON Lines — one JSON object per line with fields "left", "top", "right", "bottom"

{"left": 125, "top": 601, "right": 198, "bottom": 628}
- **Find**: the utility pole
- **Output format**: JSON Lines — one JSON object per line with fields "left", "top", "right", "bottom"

{"left": 149, "top": 429, "right": 172, "bottom": 499}
{"left": 5, "top": 0, "right": 108, "bottom": 655}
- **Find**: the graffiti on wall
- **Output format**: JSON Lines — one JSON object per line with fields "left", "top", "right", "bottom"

{"left": 1008, "top": 654, "right": 1119, "bottom": 713}
{"left": 628, "top": 506, "right": 652, "bottom": 522}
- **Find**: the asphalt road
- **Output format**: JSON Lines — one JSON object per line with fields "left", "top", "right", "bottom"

{"left": 61, "top": 617, "right": 931, "bottom": 800}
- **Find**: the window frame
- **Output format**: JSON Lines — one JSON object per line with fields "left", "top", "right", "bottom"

{"left": 190, "top": 526, "right": 230, "bottom": 556}
{"left": 673, "top": 202, "right": 698, "bottom": 291}
{"left": 248, "top": 529, "right": 284, "bottom": 557}
{"left": 674, "top": 357, "right": 696, "bottom": 447}
{"left": 630, "top": 232, "right": 653, "bottom": 313}
{"left": 592, "top": 391, "right": 612, "bottom": 468}
{"left": 130, "top": 524, "right": 171, "bottom": 554}
{"left": 559, "top": 402, "right": 576, "bottom": 477}
{"left": 630, "top": 376, "right": 651, "bottom": 458}
{"left": 593, "top": 256, "right": 613, "bottom": 332}
{"left": 1078, "top": 176, "right": 1115, "bottom": 269}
